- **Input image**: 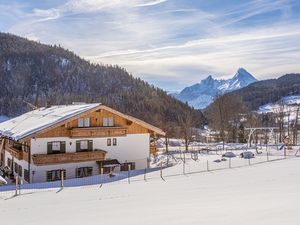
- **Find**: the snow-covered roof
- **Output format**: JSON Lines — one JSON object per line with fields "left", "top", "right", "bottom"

{"left": 0, "top": 103, "right": 101, "bottom": 141}
{"left": 0, "top": 103, "right": 166, "bottom": 141}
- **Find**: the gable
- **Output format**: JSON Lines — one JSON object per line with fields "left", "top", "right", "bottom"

{"left": 35, "top": 108, "right": 159, "bottom": 139}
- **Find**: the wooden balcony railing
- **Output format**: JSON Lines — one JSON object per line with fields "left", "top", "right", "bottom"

{"left": 6, "top": 146, "right": 23, "bottom": 160}
{"left": 32, "top": 149, "right": 106, "bottom": 166}
{"left": 70, "top": 127, "right": 127, "bottom": 138}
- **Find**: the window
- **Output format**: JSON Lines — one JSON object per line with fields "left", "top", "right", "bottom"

{"left": 47, "top": 141, "right": 66, "bottom": 154}
{"left": 121, "top": 162, "right": 135, "bottom": 171}
{"left": 108, "top": 117, "right": 114, "bottom": 126}
{"left": 24, "top": 169, "right": 29, "bottom": 182}
{"left": 84, "top": 118, "right": 90, "bottom": 127}
{"left": 76, "top": 140, "right": 93, "bottom": 152}
{"left": 80, "top": 140, "right": 88, "bottom": 150}
{"left": 76, "top": 167, "right": 93, "bottom": 178}
{"left": 47, "top": 170, "right": 66, "bottom": 182}
{"left": 52, "top": 142, "right": 61, "bottom": 151}
{"left": 18, "top": 165, "right": 22, "bottom": 177}
{"left": 103, "top": 118, "right": 108, "bottom": 126}
{"left": 7, "top": 158, "right": 12, "bottom": 168}
{"left": 78, "top": 118, "right": 84, "bottom": 127}
{"left": 113, "top": 138, "right": 117, "bottom": 146}
{"left": 78, "top": 118, "right": 90, "bottom": 127}
{"left": 103, "top": 117, "right": 114, "bottom": 127}
{"left": 107, "top": 138, "right": 111, "bottom": 146}
{"left": 14, "top": 162, "right": 18, "bottom": 174}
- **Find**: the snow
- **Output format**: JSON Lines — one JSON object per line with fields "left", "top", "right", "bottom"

{"left": 258, "top": 95, "right": 300, "bottom": 122}
{"left": 0, "top": 103, "right": 100, "bottom": 140}
{"left": 1, "top": 153, "right": 300, "bottom": 225}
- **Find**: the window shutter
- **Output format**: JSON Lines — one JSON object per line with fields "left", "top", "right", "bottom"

{"left": 47, "top": 142, "right": 53, "bottom": 154}
{"left": 60, "top": 141, "right": 66, "bottom": 153}
{"left": 88, "top": 140, "right": 93, "bottom": 151}
{"left": 76, "top": 141, "right": 80, "bottom": 152}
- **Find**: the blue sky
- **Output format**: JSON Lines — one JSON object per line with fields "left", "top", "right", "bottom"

{"left": 1, "top": 0, "right": 300, "bottom": 91}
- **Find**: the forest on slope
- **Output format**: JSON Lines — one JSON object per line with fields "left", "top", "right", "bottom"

{"left": 0, "top": 33, "right": 204, "bottom": 133}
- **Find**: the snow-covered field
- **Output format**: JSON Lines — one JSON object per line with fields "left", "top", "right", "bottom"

{"left": 1, "top": 149, "right": 300, "bottom": 225}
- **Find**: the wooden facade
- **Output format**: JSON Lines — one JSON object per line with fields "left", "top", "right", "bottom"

{"left": 34, "top": 107, "right": 157, "bottom": 140}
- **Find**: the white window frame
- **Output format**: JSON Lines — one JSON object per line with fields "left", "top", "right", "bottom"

{"left": 108, "top": 117, "right": 114, "bottom": 126}
{"left": 78, "top": 118, "right": 90, "bottom": 127}
{"left": 52, "top": 141, "right": 61, "bottom": 151}
{"left": 103, "top": 117, "right": 108, "bottom": 126}
{"left": 78, "top": 118, "right": 84, "bottom": 127}
{"left": 84, "top": 118, "right": 90, "bottom": 127}
{"left": 80, "top": 140, "right": 88, "bottom": 150}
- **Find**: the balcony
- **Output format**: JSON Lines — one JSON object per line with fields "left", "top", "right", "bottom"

{"left": 32, "top": 149, "right": 107, "bottom": 166}
{"left": 6, "top": 145, "right": 23, "bottom": 160}
{"left": 70, "top": 127, "right": 127, "bottom": 138}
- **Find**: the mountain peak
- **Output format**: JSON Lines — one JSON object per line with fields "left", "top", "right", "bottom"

{"left": 233, "top": 68, "right": 257, "bottom": 82}
{"left": 201, "top": 75, "right": 215, "bottom": 85}
{"left": 231, "top": 68, "right": 257, "bottom": 88}
{"left": 175, "top": 68, "right": 258, "bottom": 109}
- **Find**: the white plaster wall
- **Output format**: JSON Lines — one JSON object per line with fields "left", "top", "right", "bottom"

{"left": 31, "top": 133, "right": 150, "bottom": 164}
{"left": 27, "top": 133, "right": 150, "bottom": 182}
{"left": 30, "top": 161, "right": 99, "bottom": 183}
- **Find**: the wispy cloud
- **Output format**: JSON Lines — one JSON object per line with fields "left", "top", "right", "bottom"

{"left": 2, "top": 0, "right": 300, "bottom": 91}
{"left": 136, "top": 0, "right": 168, "bottom": 7}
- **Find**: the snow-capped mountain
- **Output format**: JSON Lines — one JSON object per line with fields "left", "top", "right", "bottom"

{"left": 175, "top": 68, "right": 257, "bottom": 109}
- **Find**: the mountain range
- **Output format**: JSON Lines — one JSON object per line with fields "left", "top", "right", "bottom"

{"left": 174, "top": 68, "right": 257, "bottom": 109}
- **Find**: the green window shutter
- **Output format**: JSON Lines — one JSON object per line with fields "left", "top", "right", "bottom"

{"left": 88, "top": 140, "right": 93, "bottom": 151}
{"left": 47, "top": 142, "right": 52, "bottom": 154}
{"left": 76, "top": 141, "right": 80, "bottom": 152}
{"left": 60, "top": 141, "right": 66, "bottom": 153}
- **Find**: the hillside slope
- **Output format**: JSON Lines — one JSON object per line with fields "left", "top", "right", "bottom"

{"left": 0, "top": 33, "right": 204, "bottom": 129}
{"left": 207, "top": 74, "right": 300, "bottom": 111}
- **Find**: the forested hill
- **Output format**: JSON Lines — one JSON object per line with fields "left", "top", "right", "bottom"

{"left": 0, "top": 32, "right": 204, "bottom": 130}
{"left": 208, "top": 73, "right": 300, "bottom": 111}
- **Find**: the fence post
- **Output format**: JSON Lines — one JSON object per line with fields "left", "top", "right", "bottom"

{"left": 284, "top": 147, "right": 287, "bottom": 159}
{"left": 160, "top": 161, "right": 163, "bottom": 180}
{"left": 144, "top": 168, "right": 147, "bottom": 181}
{"left": 60, "top": 169, "right": 64, "bottom": 189}
{"left": 99, "top": 167, "right": 103, "bottom": 188}
{"left": 267, "top": 151, "right": 269, "bottom": 162}
{"left": 248, "top": 158, "right": 251, "bottom": 166}
{"left": 128, "top": 164, "right": 131, "bottom": 184}
{"left": 15, "top": 175, "right": 19, "bottom": 196}
{"left": 147, "top": 157, "right": 150, "bottom": 169}
{"left": 229, "top": 158, "right": 231, "bottom": 168}
{"left": 206, "top": 160, "right": 209, "bottom": 171}
{"left": 19, "top": 178, "right": 23, "bottom": 195}
{"left": 183, "top": 160, "right": 185, "bottom": 175}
